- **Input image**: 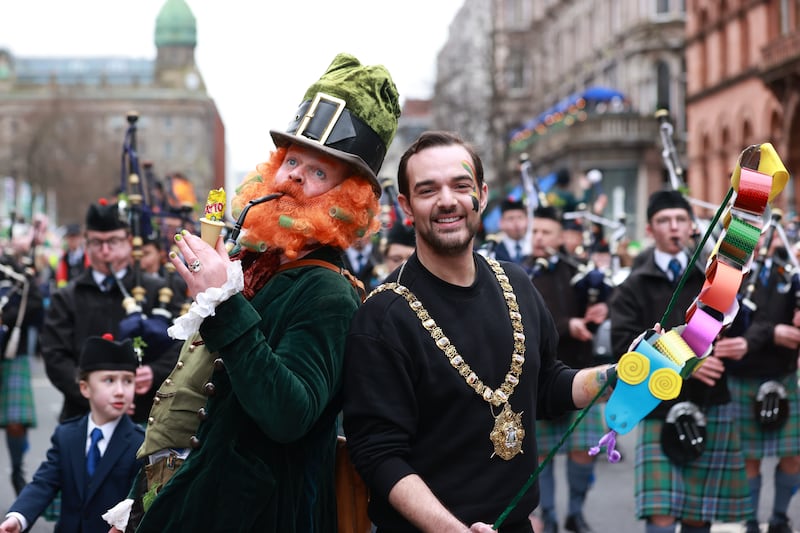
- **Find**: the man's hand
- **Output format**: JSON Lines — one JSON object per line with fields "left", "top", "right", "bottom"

{"left": 169, "top": 230, "right": 231, "bottom": 299}
{"left": 135, "top": 365, "right": 154, "bottom": 395}
{"left": 774, "top": 324, "right": 800, "bottom": 350}
{"left": 712, "top": 337, "right": 747, "bottom": 361}
{"left": 690, "top": 355, "right": 725, "bottom": 387}
{"left": 469, "top": 522, "right": 496, "bottom": 532}
{"left": 569, "top": 318, "right": 593, "bottom": 342}
{"left": 584, "top": 302, "right": 608, "bottom": 325}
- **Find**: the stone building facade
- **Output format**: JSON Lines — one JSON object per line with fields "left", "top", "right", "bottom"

{"left": 686, "top": 0, "right": 800, "bottom": 217}
{"left": 0, "top": 0, "right": 223, "bottom": 225}
{"left": 433, "top": 0, "right": 689, "bottom": 240}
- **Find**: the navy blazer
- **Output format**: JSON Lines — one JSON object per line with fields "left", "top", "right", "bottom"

{"left": 9, "top": 413, "right": 144, "bottom": 533}
{"left": 493, "top": 241, "right": 526, "bottom": 264}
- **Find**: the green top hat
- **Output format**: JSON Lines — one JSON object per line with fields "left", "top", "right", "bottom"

{"left": 270, "top": 53, "right": 400, "bottom": 196}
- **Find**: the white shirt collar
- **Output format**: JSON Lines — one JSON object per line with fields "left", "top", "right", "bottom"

{"left": 653, "top": 249, "right": 687, "bottom": 274}
{"left": 501, "top": 236, "right": 530, "bottom": 257}
{"left": 86, "top": 416, "right": 122, "bottom": 456}
{"left": 346, "top": 244, "right": 372, "bottom": 266}
{"left": 91, "top": 268, "right": 127, "bottom": 287}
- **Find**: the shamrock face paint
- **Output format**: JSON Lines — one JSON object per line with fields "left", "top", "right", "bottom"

{"left": 461, "top": 160, "right": 481, "bottom": 212}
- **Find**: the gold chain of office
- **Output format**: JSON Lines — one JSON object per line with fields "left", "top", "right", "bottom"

{"left": 368, "top": 257, "right": 527, "bottom": 460}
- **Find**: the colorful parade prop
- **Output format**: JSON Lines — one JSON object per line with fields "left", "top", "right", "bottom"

{"left": 591, "top": 142, "right": 788, "bottom": 462}
{"left": 493, "top": 142, "right": 789, "bottom": 530}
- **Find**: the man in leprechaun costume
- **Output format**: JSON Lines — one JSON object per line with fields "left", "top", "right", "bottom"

{"left": 129, "top": 53, "right": 400, "bottom": 532}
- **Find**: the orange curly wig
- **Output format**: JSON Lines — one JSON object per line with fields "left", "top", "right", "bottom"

{"left": 231, "top": 147, "right": 380, "bottom": 259}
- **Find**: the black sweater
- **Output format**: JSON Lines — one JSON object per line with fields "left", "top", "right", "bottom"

{"left": 343, "top": 253, "right": 577, "bottom": 532}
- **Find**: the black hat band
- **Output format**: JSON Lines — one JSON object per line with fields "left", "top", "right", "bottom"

{"left": 286, "top": 94, "right": 387, "bottom": 175}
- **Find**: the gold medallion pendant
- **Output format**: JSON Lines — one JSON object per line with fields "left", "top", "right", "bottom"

{"left": 490, "top": 403, "right": 525, "bottom": 460}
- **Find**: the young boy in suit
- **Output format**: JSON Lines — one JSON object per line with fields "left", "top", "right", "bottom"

{"left": 0, "top": 333, "right": 144, "bottom": 533}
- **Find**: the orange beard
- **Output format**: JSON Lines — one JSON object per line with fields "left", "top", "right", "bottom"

{"left": 231, "top": 147, "right": 380, "bottom": 259}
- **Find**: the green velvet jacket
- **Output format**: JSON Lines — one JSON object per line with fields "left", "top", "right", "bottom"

{"left": 137, "top": 247, "right": 360, "bottom": 533}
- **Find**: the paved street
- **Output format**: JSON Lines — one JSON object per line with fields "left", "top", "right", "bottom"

{"left": 0, "top": 356, "right": 797, "bottom": 532}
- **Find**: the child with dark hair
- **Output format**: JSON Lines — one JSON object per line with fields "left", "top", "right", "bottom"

{"left": 0, "top": 334, "right": 144, "bottom": 533}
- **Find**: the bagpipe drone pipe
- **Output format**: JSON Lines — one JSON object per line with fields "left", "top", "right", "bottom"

{"left": 492, "top": 142, "right": 790, "bottom": 530}
{"left": 656, "top": 109, "right": 723, "bottom": 264}
{"left": 524, "top": 162, "right": 623, "bottom": 333}
{"left": 0, "top": 259, "right": 32, "bottom": 360}
{"left": 115, "top": 111, "right": 180, "bottom": 357}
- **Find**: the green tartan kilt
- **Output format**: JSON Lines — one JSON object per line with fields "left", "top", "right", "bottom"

{"left": 535, "top": 402, "right": 606, "bottom": 454}
{"left": 42, "top": 492, "right": 60, "bottom": 522}
{"left": 0, "top": 355, "right": 37, "bottom": 427}
{"left": 635, "top": 404, "right": 753, "bottom": 523}
{"left": 728, "top": 374, "right": 800, "bottom": 458}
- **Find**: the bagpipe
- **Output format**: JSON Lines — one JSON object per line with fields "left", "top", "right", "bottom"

{"left": 369, "top": 177, "right": 413, "bottom": 283}
{"left": 0, "top": 260, "right": 30, "bottom": 360}
{"left": 519, "top": 153, "right": 623, "bottom": 322}
{"left": 656, "top": 109, "right": 722, "bottom": 263}
{"left": 114, "top": 111, "right": 181, "bottom": 357}
{"left": 477, "top": 154, "right": 543, "bottom": 259}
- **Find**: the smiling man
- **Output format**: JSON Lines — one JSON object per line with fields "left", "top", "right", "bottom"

{"left": 342, "top": 131, "right": 617, "bottom": 533}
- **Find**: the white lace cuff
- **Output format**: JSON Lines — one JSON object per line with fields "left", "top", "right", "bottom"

{"left": 102, "top": 498, "right": 133, "bottom": 530}
{"left": 167, "top": 259, "right": 244, "bottom": 340}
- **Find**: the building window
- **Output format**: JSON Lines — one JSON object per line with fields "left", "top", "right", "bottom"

{"left": 656, "top": 0, "right": 670, "bottom": 14}
{"left": 604, "top": 62, "right": 618, "bottom": 90}
{"left": 507, "top": 48, "right": 526, "bottom": 90}
{"left": 504, "top": 0, "right": 527, "bottom": 29}
{"left": 780, "top": 0, "right": 790, "bottom": 34}
{"left": 610, "top": 0, "right": 621, "bottom": 32}
{"left": 656, "top": 61, "right": 671, "bottom": 110}
{"left": 698, "top": 8, "right": 708, "bottom": 88}
{"left": 739, "top": 12, "right": 750, "bottom": 71}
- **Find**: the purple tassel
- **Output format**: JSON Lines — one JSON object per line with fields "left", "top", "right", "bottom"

{"left": 588, "top": 430, "right": 621, "bottom": 463}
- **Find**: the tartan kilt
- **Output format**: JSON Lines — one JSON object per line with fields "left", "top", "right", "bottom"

{"left": 635, "top": 404, "right": 753, "bottom": 522}
{"left": 535, "top": 403, "right": 606, "bottom": 455}
{"left": 0, "top": 355, "right": 37, "bottom": 427}
{"left": 728, "top": 374, "right": 800, "bottom": 458}
{"left": 42, "top": 491, "right": 61, "bottom": 522}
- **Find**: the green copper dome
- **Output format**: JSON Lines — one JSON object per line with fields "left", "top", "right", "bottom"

{"left": 154, "top": 0, "right": 197, "bottom": 47}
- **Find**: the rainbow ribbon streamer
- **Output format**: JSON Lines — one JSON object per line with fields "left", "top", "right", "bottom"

{"left": 592, "top": 142, "right": 789, "bottom": 460}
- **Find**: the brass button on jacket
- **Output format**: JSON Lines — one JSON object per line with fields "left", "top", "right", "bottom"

{"left": 189, "top": 435, "right": 201, "bottom": 449}
{"left": 203, "top": 382, "right": 216, "bottom": 396}
{"left": 213, "top": 358, "right": 225, "bottom": 371}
